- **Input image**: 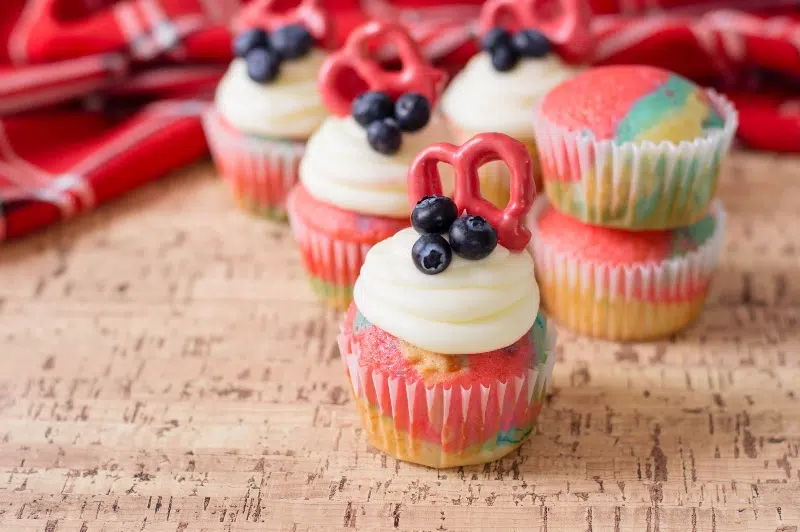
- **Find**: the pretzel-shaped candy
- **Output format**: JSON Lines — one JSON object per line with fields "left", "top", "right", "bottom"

{"left": 478, "top": 0, "right": 592, "bottom": 61}
{"left": 234, "top": 0, "right": 333, "bottom": 47}
{"left": 318, "top": 21, "right": 447, "bottom": 117}
{"left": 408, "top": 133, "right": 535, "bottom": 252}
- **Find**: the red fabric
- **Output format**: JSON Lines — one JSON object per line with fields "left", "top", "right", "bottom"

{"left": 1, "top": 0, "right": 799, "bottom": 242}
{"left": 0, "top": 0, "right": 241, "bottom": 241}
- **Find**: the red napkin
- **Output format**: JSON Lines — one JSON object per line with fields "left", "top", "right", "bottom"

{"left": 1, "top": 0, "right": 798, "bottom": 243}
{"left": 0, "top": 0, "right": 238, "bottom": 240}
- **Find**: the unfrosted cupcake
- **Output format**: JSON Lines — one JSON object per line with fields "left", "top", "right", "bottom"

{"left": 204, "top": 0, "right": 332, "bottom": 220}
{"left": 339, "top": 133, "right": 557, "bottom": 468}
{"left": 287, "top": 21, "right": 452, "bottom": 310}
{"left": 441, "top": 0, "right": 589, "bottom": 207}
{"left": 529, "top": 196, "right": 726, "bottom": 341}
{"left": 533, "top": 65, "right": 737, "bottom": 229}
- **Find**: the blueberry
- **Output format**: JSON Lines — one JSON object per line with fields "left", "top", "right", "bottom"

{"left": 366, "top": 118, "right": 402, "bottom": 155}
{"left": 512, "top": 30, "right": 551, "bottom": 58}
{"left": 412, "top": 233, "right": 452, "bottom": 275}
{"left": 491, "top": 43, "right": 519, "bottom": 72}
{"left": 395, "top": 92, "right": 431, "bottom": 132}
{"left": 449, "top": 215, "right": 498, "bottom": 260}
{"left": 270, "top": 23, "right": 313, "bottom": 60}
{"left": 411, "top": 195, "right": 458, "bottom": 234}
{"left": 245, "top": 48, "right": 281, "bottom": 82}
{"left": 233, "top": 28, "right": 269, "bottom": 58}
{"left": 481, "top": 27, "right": 511, "bottom": 53}
{"left": 352, "top": 91, "right": 394, "bottom": 127}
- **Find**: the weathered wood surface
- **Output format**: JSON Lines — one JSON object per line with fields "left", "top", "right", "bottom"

{"left": 1, "top": 152, "right": 798, "bottom": 532}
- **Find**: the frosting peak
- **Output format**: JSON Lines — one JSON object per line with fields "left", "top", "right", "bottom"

{"left": 353, "top": 228, "right": 540, "bottom": 354}
{"left": 215, "top": 51, "right": 328, "bottom": 139}
{"left": 299, "top": 113, "right": 452, "bottom": 217}
{"left": 442, "top": 52, "right": 580, "bottom": 137}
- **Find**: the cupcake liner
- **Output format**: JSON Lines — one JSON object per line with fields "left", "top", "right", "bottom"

{"left": 528, "top": 196, "right": 727, "bottom": 341}
{"left": 337, "top": 321, "right": 557, "bottom": 468}
{"left": 447, "top": 121, "right": 542, "bottom": 208}
{"left": 532, "top": 90, "right": 737, "bottom": 230}
{"left": 203, "top": 109, "right": 305, "bottom": 220}
{"left": 286, "top": 191, "right": 373, "bottom": 311}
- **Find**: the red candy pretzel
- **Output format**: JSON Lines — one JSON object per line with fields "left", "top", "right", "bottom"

{"left": 478, "top": 0, "right": 592, "bottom": 62}
{"left": 318, "top": 22, "right": 448, "bottom": 117}
{"left": 234, "top": 0, "right": 333, "bottom": 48}
{"left": 408, "top": 133, "right": 535, "bottom": 252}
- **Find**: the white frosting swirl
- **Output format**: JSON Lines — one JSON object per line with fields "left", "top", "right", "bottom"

{"left": 353, "top": 228, "right": 540, "bottom": 354}
{"left": 215, "top": 51, "right": 328, "bottom": 139}
{"left": 442, "top": 52, "right": 581, "bottom": 137}
{"left": 299, "top": 113, "right": 452, "bottom": 218}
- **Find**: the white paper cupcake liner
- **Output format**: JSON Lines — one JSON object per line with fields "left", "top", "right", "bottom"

{"left": 203, "top": 109, "right": 305, "bottom": 219}
{"left": 532, "top": 90, "right": 737, "bottom": 230}
{"left": 286, "top": 189, "right": 373, "bottom": 310}
{"left": 337, "top": 319, "right": 557, "bottom": 468}
{"left": 528, "top": 196, "right": 727, "bottom": 341}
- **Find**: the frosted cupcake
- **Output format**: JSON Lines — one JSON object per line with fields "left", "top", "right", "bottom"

{"left": 203, "top": 0, "right": 332, "bottom": 220}
{"left": 533, "top": 65, "right": 738, "bottom": 229}
{"left": 339, "top": 133, "right": 557, "bottom": 468}
{"left": 529, "top": 196, "right": 726, "bottom": 341}
{"left": 287, "top": 21, "right": 452, "bottom": 310}
{"left": 441, "top": 0, "right": 590, "bottom": 207}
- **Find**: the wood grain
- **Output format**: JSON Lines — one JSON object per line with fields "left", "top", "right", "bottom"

{"left": 1, "top": 152, "right": 799, "bottom": 532}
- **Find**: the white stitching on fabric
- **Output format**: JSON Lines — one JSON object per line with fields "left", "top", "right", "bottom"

{"left": 113, "top": 2, "right": 148, "bottom": 58}
{"left": 0, "top": 123, "right": 89, "bottom": 216}
{"left": 140, "top": 0, "right": 183, "bottom": 58}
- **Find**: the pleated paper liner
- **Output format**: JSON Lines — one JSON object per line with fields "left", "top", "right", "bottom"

{"left": 286, "top": 190, "right": 368, "bottom": 310}
{"left": 338, "top": 315, "right": 557, "bottom": 468}
{"left": 532, "top": 90, "right": 737, "bottom": 230}
{"left": 286, "top": 188, "right": 409, "bottom": 311}
{"left": 446, "top": 120, "right": 542, "bottom": 208}
{"left": 203, "top": 109, "right": 305, "bottom": 221}
{"left": 528, "top": 196, "right": 727, "bottom": 341}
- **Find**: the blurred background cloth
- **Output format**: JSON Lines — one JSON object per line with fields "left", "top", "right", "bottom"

{"left": 1, "top": 0, "right": 798, "bottom": 242}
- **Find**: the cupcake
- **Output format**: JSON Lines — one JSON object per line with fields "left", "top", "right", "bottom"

{"left": 203, "top": 0, "right": 332, "bottom": 220}
{"left": 287, "top": 21, "right": 452, "bottom": 310}
{"left": 339, "top": 133, "right": 557, "bottom": 468}
{"left": 529, "top": 196, "right": 726, "bottom": 341}
{"left": 440, "top": 0, "right": 590, "bottom": 208}
{"left": 533, "top": 65, "right": 738, "bottom": 230}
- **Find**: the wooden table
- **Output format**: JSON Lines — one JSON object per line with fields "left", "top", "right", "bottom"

{"left": 1, "top": 152, "right": 798, "bottom": 532}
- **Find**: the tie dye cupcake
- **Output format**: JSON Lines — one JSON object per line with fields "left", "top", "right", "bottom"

{"left": 287, "top": 22, "right": 452, "bottom": 310}
{"left": 339, "top": 133, "right": 557, "bottom": 468}
{"left": 529, "top": 196, "right": 726, "bottom": 341}
{"left": 441, "top": 0, "right": 589, "bottom": 208}
{"left": 204, "top": 0, "right": 332, "bottom": 220}
{"left": 533, "top": 65, "right": 737, "bottom": 230}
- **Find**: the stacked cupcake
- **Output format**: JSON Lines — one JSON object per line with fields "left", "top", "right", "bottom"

{"left": 528, "top": 65, "right": 738, "bottom": 341}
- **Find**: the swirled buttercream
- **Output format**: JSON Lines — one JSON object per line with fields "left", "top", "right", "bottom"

{"left": 353, "top": 228, "right": 540, "bottom": 354}
{"left": 299, "top": 114, "right": 452, "bottom": 217}
{"left": 442, "top": 52, "right": 580, "bottom": 137}
{"left": 215, "top": 51, "right": 328, "bottom": 139}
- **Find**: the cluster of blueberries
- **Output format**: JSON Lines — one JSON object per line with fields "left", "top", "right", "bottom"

{"left": 410, "top": 196, "right": 498, "bottom": 275}
{"left": 233, "top": 24, "right": 315, "bottom": 83}
{"left": 352, "top": 91, "right": 432, "bottom": 155}
{"left": 482, "top": 27, "right": 551, "bottom": 72}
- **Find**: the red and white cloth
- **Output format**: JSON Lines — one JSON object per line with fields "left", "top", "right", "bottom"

{"left": 0, "top": 0, "right": 238, "bottom": 241}
{"left": 1, "top": 0, "right": 799, "bottom": 242}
